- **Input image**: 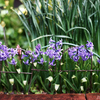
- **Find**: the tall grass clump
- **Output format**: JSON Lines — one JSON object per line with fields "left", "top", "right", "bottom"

{"left": 13, "top": 0, "right": 100, "bottom": 53}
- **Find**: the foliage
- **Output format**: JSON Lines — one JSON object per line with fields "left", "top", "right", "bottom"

{"left": 0, "top": 0, "right": 100, "bottom": 94}
{"left": 13, "top": 0, "right": 100, "bottom": 63}
{"left": 0, "top": 38, "right": 100, "bottom": 94}
{"left": 0, "top": 0, "right": 28, "bottom": 48}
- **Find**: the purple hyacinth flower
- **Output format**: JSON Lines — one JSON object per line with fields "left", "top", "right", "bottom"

{"left": 32, "top": 52, "right": 39, "bottom": 60}
{"left": 9, "top": 58, "right": 17, "bottom": 65}
{"left": 0, "top": 42, "right": 2, "bottom": 45}
{"left": 21, "top": 54, "right": 28, "bottom": 59}
{"left": 56, "top": 39, "right": 63, "bottom": 49}
{"left": 35, "top": 44, "right": 41, "bottom": 51}
{"left": 25, "top": 50, "right": 31, "bottom": 55}
{"left": 73, "top": 55, "right": 79, "bottom": 62}
{"left": 38, "top": 58, "right": 46, "bottom": 64}
{"left": 97, "top": 59, "right": 100, "bottom": 64}
{"left": 81, "top": 53, "right": 89, "bottom": 61}
{"left": 8, "top": 48, "right": 18, "bottom": 57}
{"left": 86, "top": 41, "right": 94, "bottom": 50}
{"left": 49, "top": 59, "right": 56, "bottom": 66}
{"left": 49, "top": 37, "right": 55, "bottom": 44}
{"left": 23, "top": 59, "right": 29, "bottom": 65}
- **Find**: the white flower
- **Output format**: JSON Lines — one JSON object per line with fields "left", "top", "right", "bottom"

{"left": 55, "top": 84, "right": 60, "bottom": 91}
{"left": 80, "top": 86, "right": 84, "bottom": 91}
{"left": 9, "top": 78, "right": 14, "bottom": 85}
{"left": 1, "top": 10, "right": 8, "bottom": 17}
{"left": 46, "top": 76, "right": 53, "bottom": 82}
{"left": 16, "top": 68, "right": 21, "bottom": 74}
{"left": 92, "top": 72, "right": 95, "bottom": 75}
{"left": 60, "top": 62, "right": 63, "bottom": 65}
{"left": 81, "top": 77, "right": 87, "bottom": 83}
{"left": 18, "top": 5, "right": 27, "bottom": 15}
{"left": 23, "top": 80, "right": 27, "bottom": 86}
{"left": 72, "top": 75, "right": 76, "bottom": 79}
{"left": 34, "top": 62, "right": 37, "bottom": 67}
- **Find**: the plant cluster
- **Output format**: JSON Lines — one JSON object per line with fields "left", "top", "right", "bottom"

{"left": 68, "top": 41, "right": 94, "bottom": 62}
{"left": 0, "top": 37, "right": 62, "bottom": 66}
{"left": 1, "top": 0, "right": 100, "bottom": 94}
{"left": 0, "top": 38, "right": 100, "bottom": 94}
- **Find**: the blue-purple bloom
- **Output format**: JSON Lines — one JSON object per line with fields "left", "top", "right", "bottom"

{"left": 25, "top": 50, "right": 31, "bottom": 55}
{"left": 35, "top": 44, "right": 41, "bottom": 52}
{"left": 0, "top": 51, "right": 7, "bottom": 61}
{"left": 49, "top": 59, "right": 56, "bottom": 66}
{"left": 73, "top": 55, "right": 79, "bottom": 62}
{"left": 97, "top": 59, "right": 100, "bottom": 64}
{"left": 38, "top": 58, "right": 46, "bottom": 64}
{"left": 8, "top": 48, "right": 18, "bottom": 58}
{"left": 86, "top": 41, "right": 94, "bottom": 50}
{"left": 45, "top": 38, "right": 63, "bottom": 61}
{"left": 0, "top": 42, "right": 2, "bottom": 45}
{"left": 21, "top": 54, "right": 28, "bottom": 59}
{"left": 23, "top": 59, "right": 29, "bottom": 65}
{"left": 68, "top": 42, "right": 94, "bottom": 62}
{"left": 0, "top": 44, "right": 9, "bottom": 61}
{"left": 1, "top": 40, "right": 99, "bottom": 66}
{"left": 49, "top": 37, "right": 55, "bottom": 44}
{"left": 9, "top": 58, "right": 17, "bottom": 65}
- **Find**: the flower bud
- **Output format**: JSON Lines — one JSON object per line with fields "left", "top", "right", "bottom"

{"left": 46, "top": 76, "right": 53, "bottom": 82}
{"left": 81, "top": 77, "right": 87, "bottom": 83}
{"left": 60, "top": 62, "right": 63, "bottom": 65}
{"left": 0, "top": 21, "right": 6, "bottom": 27}
{"left": 16, "top": 45, "right": 21, "bottom": 56}
{"left": 16, "top": 45, "right": 21, "bottom": 60}
{"left": 16, "top": 68, "right": 21, "bottom": 74}
{"left": 80, "top": 86, "right": 84, "bottom": 91}
{"left": 5, "top": 0, "right": 9, "bottom": 6}
{"left": 55, "top": 84, "right": 59, "bottom": 91}
{"left": 34, "top": 62, "right": 37, "bottom": 67}
{"left": 9, "top": 78, "right": 14, "bottom": 85}
{"left": 23, "top": 80, "right": 27, "bottom": 86}
{"left": 72, "top": 75, "right": 76, "bottom": 79}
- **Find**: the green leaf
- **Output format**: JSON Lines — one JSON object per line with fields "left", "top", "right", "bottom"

{"left": 60, "top": 74, "right": 78, "bottom": 92}
{"left": 0, "top": 0, "right": 5, "bottom": 7}
{"left": 39, "top": 76, "right": 51, "bottom": 94}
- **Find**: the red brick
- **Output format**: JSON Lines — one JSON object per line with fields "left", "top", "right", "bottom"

{"left": 86, "top": 93, "right": 100, "bottom": 100}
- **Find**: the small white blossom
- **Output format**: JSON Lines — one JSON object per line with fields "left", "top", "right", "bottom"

{"left": 34, "top": 62, "right": 37, "bottom": 67}
{"left": 80, "top": 86, "right": 84, "bottom": 91}
{"left": 72, "top": 75, "right": 76, "bottom": 79}
{"left": 55, "top": 84, "right": 60, "bottom": 91}
{"left": 81, "top": 77, "right": 87, "bottom": 83}
{"left": 46, "top": 76, "right": 53, "bottom": 82}
{"left": 16, "top": 68, "right": 21, "bottom": 74}
{"left": 23, "top": 80, "right": 27, "bottom": 86}
{"left": 9, "top": 78, "right": 14, "bottom": 85}
{"left": 60, "top": 62, "right": 63, "bottom": 65}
